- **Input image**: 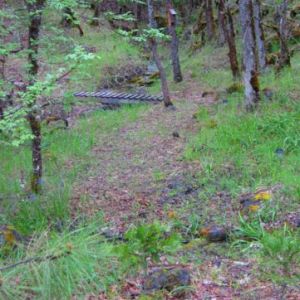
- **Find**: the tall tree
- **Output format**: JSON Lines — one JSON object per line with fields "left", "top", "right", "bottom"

{"left": 25, "top": 0, "right": 46, "bottom": 193}
{"left": 218, "top": 0, "right": 240, "bottom": 79}
{"left": 253, "top": 0, "right": 267, "bottom": 70}
{"left": 166, "top": 0, "right": 183, "bottom": 83}
{"left": 147, "top": 0, "right": 173, "bottom": 107}
{"left": 275, "top": 0, "right": 290, "bottom": 70}
{"left": 239, "top": 0, "right": 260, "bottom": 110}
{"left": 91, "top": 0, "right": 101, "bottom": 26}
{"left": 205, "top": 0, "right": 215, "bottom": 41}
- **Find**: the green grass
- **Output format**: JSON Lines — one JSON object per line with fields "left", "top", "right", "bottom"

{"left": 0, "top": 8, "right": 148, "bottom": 235}
{"left": 184, "top": 53, "right": 300, "bottom": 204}
{"left": 0, "top": 217, "right": 118, "bottom": 300}
{"left": 0, "top": 105, "right": 147, "bottom": 235}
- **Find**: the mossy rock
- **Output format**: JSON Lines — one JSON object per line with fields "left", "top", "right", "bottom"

{"left": 226, "top": 82, "right": 244, "bottom": 94}
{"left": 291, "top": 25, "right": 300, "bottom": 39}
{"left": 190, "top": 40, "right": 202, "bottom": 52}
{"left": 205, "top": 119, "right": 218, "bottom": 129}
{"left": 266, "top": 52, "right": 279, "bottom": 65}
{"left": 154, "top": 15, "right": 168, "bottom": 28}
{"left": 143, "top": 268, "right": 191, "bottom": 296}
{"left": 290, "top": 4, "right": 300, "bottom": 18}
{"left": 0, "top": 225, "right": 22, "bottom": 248}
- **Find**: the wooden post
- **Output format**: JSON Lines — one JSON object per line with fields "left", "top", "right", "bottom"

{"left": 166, "top": 1, "right": 183, "bottom": 82}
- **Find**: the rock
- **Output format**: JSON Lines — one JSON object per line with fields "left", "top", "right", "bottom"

{"left": 226, "top": 82, "right": 244, "bottom": 94}
{"left": 200, "top": 226, "right": 228, "bottom": 242}
{"left": 100, "top": 227, "right": 124, "bottom": 241}
{"left": 222, "top": 99, "right": 229, "bottom": 104}
{"left": 0, "top": 225, "right": 22, "bottom": 247}
{"left": 172, "top": 131, "right": 180, "bottom": 138}
{"left": 143, "top": 268, "right": 191, "bottom": 295}
{"left": 263, "top": 88, "right": 273, "bottom": 100}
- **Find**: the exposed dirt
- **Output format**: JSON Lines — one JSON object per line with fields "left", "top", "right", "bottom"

{"left": 70, "top": 82, "right": 299, "bottom": 300}
{"left": 71, "top": 82, "right": 216, "bottom": 229}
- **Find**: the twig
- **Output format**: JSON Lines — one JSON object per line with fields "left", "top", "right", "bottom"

{"left": 0, "top": 251, "right": 71, "bottom": 272}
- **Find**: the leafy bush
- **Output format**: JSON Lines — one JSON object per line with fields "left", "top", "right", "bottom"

{"left": 114, "top": 222, "right": 181, "bottom": 270}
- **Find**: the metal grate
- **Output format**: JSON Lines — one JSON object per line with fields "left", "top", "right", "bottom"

{"left": 74, "top": 90, "right": 164, "bottom": 103}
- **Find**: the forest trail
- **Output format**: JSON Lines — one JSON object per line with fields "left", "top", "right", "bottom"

{"left": 71, "top": 82, "right": 216, "bottom": 229}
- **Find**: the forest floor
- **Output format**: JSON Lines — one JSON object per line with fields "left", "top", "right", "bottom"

{"left": 71, "top": 81, "right": 213, "bottom": 229}
{"left": 70, "top": 79, "right": 300, "bottom": 299}
{"left": 0, "top": 13, "right": 299, "bottom": 299}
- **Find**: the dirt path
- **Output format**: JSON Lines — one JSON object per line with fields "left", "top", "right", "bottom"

{"left": 71, "top": 83, "right": 216, "bottom": 229}
{"left": 70, "top": 84, "right": 300, "bottom": 300}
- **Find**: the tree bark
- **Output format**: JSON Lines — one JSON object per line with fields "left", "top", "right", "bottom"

{"left": 218, "top": 0, "right": 240, "bottom": 79}
{"left": 147, "top": 0, "right": 173, "bottom": 107}
{"left": 275, "top": 0, "right": 290, "bottom": 70}
{"left": 26, "top": 0, "right": 45, "bottom": 193}
{"left": 166, "top": 0, "right": 183, "bottom": 83}
{"left": 253, "top": 0, "right": 267, "bottom": 70}
{"left": 205, "top": 0, "right": 215, "bottom": 41}
{"left": 217, "top": 2, "right": 225, "bottom": 45}
{"left": 91, "top": 1, "right": 101, "bottom": 26}
{"left": 239, "top": 0, "right": 260, "bottom": 110}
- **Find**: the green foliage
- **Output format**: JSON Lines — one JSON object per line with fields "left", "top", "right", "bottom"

{"left": 258, "top": 226, "right": 300, "bottom": 285}
{"left": 0, "top": 218, "right": 118, "bottom": 299}
{"left": 184, "top": 61, "right": 300, "bottom": 196}
{"left": 114, "top": 222, "right": 181, "bottom": 270}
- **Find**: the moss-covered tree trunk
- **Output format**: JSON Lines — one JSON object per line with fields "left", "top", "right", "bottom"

{"left": 147, "top": 0, "right": 173, "bottom": 107}
{"left": 253, "top": 0, "right": 267, "bottom": 70}
{"left": 218, "top": 0, "right": 240, "bottom": 79}
{"left": 26, "top": 0, "right": 45, "bottom": 193}
{"left": 167, "top": 0, "right": 183, "bottom": 83}
{"left": 239, "top": 0, "right": 260, "bottom": 110}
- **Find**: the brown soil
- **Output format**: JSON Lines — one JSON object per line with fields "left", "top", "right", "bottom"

{"left": 71, "top": 83, "right": 216, "bottom": 229}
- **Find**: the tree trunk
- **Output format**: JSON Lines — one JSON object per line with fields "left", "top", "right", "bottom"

{"left": 147, "top": 0, "right": 173, "bottom": 107}
{"left": 28, "top": 113, "right": 43, "bottom": 193}
{"left": 253, "top": 0, "right": 267, "bottom": 70}
{"left": 26, "top": 0, "right": 45, "bottom": 193}
{"left": 276, "top": 0, "right": 290, "bottom": 70}
{"left": 91, "top": 1, "right": 101, "bottom": 26}
{"left": 239, "top": 0, "right": 260, "bottom": 110}
{"left": 218, "top": 0, "right": 240, "bottom": 79}
{"left": 217, "top": 3, "right": 225, "bottom": 45}
{"left": 167, "top": 0, "right": 183, "bottom": 83}
{"left": 205, "top": 0, "right": 215, "bottom": 41}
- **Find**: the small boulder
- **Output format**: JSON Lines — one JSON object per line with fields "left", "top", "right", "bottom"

{"left": 172, "top": 131, "right": 180, "bottom": 138}
{"left": 263, "top": 88, "right": 273, "bottom": 100}
{"left": 0, "top": 225, "right": 22, "bottom": 247}
{"left": 226, "top": 82, "right": 243, "bottom": 94}
{"left": 200, "top": 226, "right": 228, "bottom": 242}
{"left": 143, "top": 268, "right": 191, "bottom": 295}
